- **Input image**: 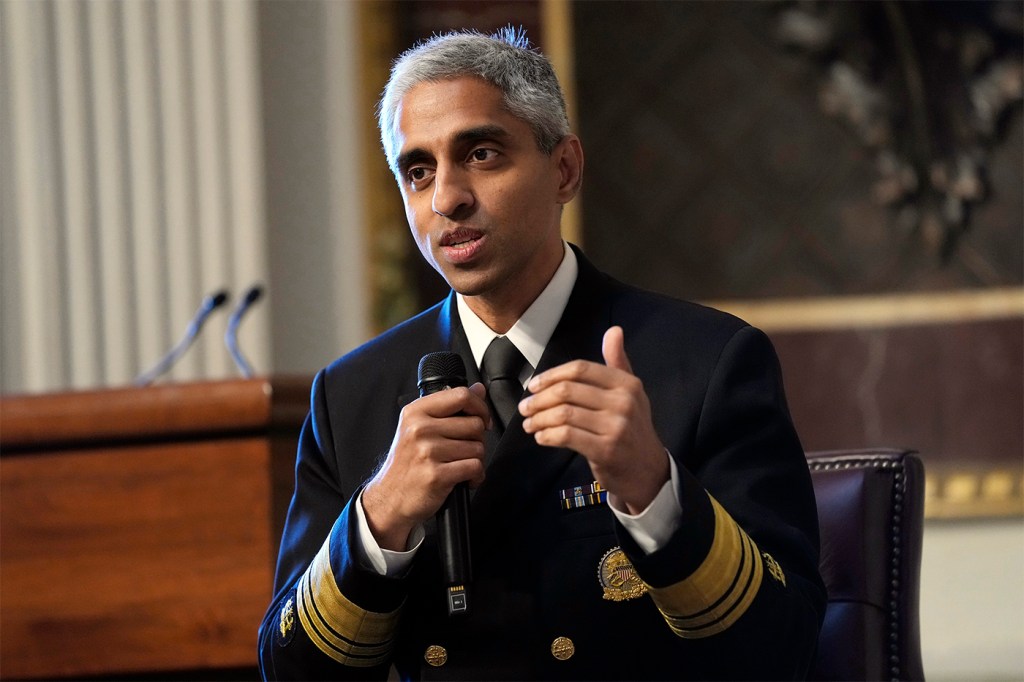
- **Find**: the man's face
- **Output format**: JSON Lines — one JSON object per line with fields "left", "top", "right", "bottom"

{"left": 392, "top": 76, "right": 579, "bottom": 320}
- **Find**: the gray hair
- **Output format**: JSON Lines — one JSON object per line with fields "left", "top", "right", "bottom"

{"left": 378, "top": 27, "right": 571, "bottom": 176}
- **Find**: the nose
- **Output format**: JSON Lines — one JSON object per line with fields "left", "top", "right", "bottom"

{"left": 431, "top": 166, "right": 473, "bottom": 218}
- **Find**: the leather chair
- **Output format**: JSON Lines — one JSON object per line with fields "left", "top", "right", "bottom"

{"left": 806, "top": 448, "right": 926, "bottom": 681}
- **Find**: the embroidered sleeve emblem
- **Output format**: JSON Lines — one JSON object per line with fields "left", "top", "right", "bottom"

{"left": 276, "top": 592, "right": 297, "bottom": 647}
{"left": 762, "top": 552, "right": 787, "bottom": 586}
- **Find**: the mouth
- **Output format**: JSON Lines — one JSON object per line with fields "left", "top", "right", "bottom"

{"left": 439, "top": 228, "right": 483, "bottom": 248}
{"left": 438, "top": 228, "right": 486, "bottom": 264}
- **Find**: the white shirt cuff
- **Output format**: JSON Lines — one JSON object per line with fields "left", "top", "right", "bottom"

{"left": 354, "top": 490, "right": 424, "bottom": 576}
{"left": 609, "top": 453, "right": 683, "bottom": 555}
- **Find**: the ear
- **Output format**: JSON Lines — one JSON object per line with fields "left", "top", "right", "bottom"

{"left": 553, "top": 134, "right": 584, "bottom": 204}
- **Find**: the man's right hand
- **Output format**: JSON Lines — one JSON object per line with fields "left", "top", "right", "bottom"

{"left": 362, "top": 382, "right": 490, "bottom": 551}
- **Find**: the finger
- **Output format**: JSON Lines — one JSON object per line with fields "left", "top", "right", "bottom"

{"left": 398, "top": 408, "right": 486, "bottom": 454}
{"left": 425, "top": 457, "right": 486, "bottom": 497}
{"left": 602, "top": 326, "right": 634, "bottom": 374}
{"left": 522, "top": 400, "right": 607, "bottom": 437}
{"left": 402, "top": 408, "right": 488, "bottom": 446}
{"left": 399, "top": 422, "right": 486, "bottom": 464}
{"left": 519, "top": 380, "right": 615, "bottom": 417}
{"left": 419, "top": 385, "right": 491, "bottom": 423}
{"left": 527, "top": 359, "right": 620, "bottom": 394}
{"left": 468, "top": 381, "right": 486, "bottom": 400}
{"left": 530, "top": 422, "right": 607, "bottom": 456}
{"left": 430, "top": 438, "right": 487, "bottom": 465}
{"left": 469, "top": 381, "right": 494, "bottom": 429}
{"left": 439, "top": 414, "right": 489, "bottom": 441}
{"left": 449, "top": 458, "right": 486, "bottom": 489}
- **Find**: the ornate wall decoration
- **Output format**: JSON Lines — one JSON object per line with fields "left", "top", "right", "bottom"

{"left": 775, "top": 0, "right": 1023, "bottom": 261}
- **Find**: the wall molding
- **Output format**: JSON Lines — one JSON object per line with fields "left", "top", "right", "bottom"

{"left": 707, "top": 287, "right": 1024, "bottom": 332}
{"left": 925, "top": 467, "right": 1024, "bottom": 520}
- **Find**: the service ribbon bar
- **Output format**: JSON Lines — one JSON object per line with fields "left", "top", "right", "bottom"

{"left": 560, "top": 481, "right": 607, "bottom": 510}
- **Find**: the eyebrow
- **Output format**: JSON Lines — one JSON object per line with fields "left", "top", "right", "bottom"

{"left": 395, "top": 124, "right": 512, "bottom": 175}
{"left": 395, "top": 149, "right": 431, "bottom": 176}
{"left": 453, "top": 124, "right": 511, "bottom": 147}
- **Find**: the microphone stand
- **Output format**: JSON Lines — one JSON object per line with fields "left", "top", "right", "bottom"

{"left": 225, "top": 284, "right": 263, "bottom": 378}
{"left": 134, "top": 290, "right": 229, "bottom": 386}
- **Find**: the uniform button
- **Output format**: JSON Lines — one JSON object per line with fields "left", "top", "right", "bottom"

{"left": 424, "top": 645, "right": 447, "bottom": 667}
{"left": 551, "top": 636, "right": 575, "bottom": 661}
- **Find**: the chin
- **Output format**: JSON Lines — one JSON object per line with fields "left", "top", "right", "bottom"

{"left": 442, "top": 268, "right": 493, "bottom": 296}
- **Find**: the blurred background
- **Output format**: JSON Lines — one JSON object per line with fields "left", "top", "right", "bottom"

{"left": 1, "top": 1, "right": 1021, "bottom": 679}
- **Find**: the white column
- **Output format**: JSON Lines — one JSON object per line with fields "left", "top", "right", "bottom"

{"left": 154, "top": 0, "right": 202, "bottom": 381}
{"left": 123, "top": 0, "right": 168, "bottom": 378}
{"left": 323, "top": 0, "right": 369, "bottom": 355}
{"left": 87, "top": 0, "right": 136, "bottom": 384}
{"left": 222, "top": 0, "right": 270, "bottom": 375}
{"left": 54, "top": 0, "right": 101, "bottom": 389}
{"left": 189, "top": 0, "right": 232, "bottom": 379}
{"left": 5, "top": 0, "right": 66, "bottom": 392}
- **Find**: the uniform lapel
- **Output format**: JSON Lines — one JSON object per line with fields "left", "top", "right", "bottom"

{"left": 396, "top": 293, "right": 478, "bottom": 409}
{"left": 443, "top": 298, "right": 481, "bottom": 386}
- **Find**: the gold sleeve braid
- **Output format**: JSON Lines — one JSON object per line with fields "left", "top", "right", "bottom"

{"left": 646, "top": 495, "right": 764, "bottom": 639}
{"left": 296, "top": 536, "right": 402, "bottom": 667}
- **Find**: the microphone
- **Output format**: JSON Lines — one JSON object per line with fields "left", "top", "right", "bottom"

{"left": 134, "top": 289, "right": 229, "bottom": 386}
{"left": 225, "top": 284, "right": 263, "bottom": 378}
{"left": 417, "top": 351, "right": 473, "bottom": 617}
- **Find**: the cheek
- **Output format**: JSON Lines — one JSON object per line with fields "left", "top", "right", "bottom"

{"left": 507, "top": 174, "right": 558, "bottom": 216}
{"left": 509, "top": 193, "right": 551, "bottom": 231}
{"left": 491, "top": 179, "right": 538, "bottom": 222}
{"left": 404, "top": 202, "right": 429, "bottom": 242}
{"left": 407, "top": 224, "right": 435, "bottom": 268}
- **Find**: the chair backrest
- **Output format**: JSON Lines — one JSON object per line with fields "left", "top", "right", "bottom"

{"left": 806, "top": 448, "right": 925, "bottom": 681}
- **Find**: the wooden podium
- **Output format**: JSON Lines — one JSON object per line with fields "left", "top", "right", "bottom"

{"left": 0, "top": 378, "right": 310, "bottom": 679}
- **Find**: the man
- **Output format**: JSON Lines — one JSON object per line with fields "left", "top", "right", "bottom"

{"left": 259, "top": 28, "right": 825, "bottom": 681}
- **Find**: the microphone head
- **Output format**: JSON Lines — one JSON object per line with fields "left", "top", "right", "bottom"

{"left": 243, "top": 285, "right": 263, "bottom": 305}
{"left": 206, "top": 290, "right": 230, "bottom": 310}
{"left": 418, "top": 352, "right": 468, "bottom": 396}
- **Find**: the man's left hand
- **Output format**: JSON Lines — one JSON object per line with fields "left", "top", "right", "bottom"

{"left": 519, "top": 326, "right": 670, "bottom": 514}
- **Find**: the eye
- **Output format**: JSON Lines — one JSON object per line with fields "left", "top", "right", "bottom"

{"left": 406, "top": 166, "right": 434, "bottom": 188}
{"left": 469, "top": 147, "right": 497, "bottom": 163}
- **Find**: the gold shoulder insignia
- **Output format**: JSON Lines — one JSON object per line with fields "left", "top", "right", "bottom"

{"left": 763, "top": 552, "right": 786, "bottom": 586}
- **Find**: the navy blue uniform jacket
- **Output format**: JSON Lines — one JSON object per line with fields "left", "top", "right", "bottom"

{"left": 259, "top": 248, "right": 825, "bottom": 680}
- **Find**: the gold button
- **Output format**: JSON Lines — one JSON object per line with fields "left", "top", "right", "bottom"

{"left": 424, "top": 645, "right": 447, "bottom": 667}
{"left": 551, "top": 636, "right": 575, "bottom": 661}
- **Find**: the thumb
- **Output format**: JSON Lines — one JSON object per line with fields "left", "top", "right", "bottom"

{"left": 602, "top": 326, "right": 634, "bottom": 374}
{"left": 468, "top": 381, "right": 487, "bottom": 399}
{"left": 468, "top": 382, "right": 493, "bottom": 429}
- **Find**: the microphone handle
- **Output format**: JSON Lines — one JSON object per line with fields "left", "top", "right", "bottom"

{"left": 437, "top": 481, "right": 471, "bottom": 616}
{"left": 437, "top": 482, "right": 472, "bottom": 588}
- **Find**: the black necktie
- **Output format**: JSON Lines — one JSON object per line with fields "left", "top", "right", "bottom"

{"left": 481, "top": 336, "right": 527, "bottom": 432}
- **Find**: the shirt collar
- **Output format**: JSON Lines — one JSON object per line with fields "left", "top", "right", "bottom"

{"left": 457, "top": 242, "right": 578, "bottom": 380}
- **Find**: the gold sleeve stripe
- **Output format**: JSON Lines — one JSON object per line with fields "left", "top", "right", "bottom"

{"left": 296, "top": 537, "right": 402, "bottom": 667}
{"left": 647, "top": 495, "right": 764, "bottom": 639}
